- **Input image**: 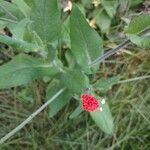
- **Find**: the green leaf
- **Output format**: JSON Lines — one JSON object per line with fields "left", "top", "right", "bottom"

{"left": 70, "top": 5, "right": 103, "bottom": 73}
{"left": 0, "top": 20, "right": 5, "bottom": 28}
{"left": 0, "top": 34, "right": 41, "bottom": 52}
{"left": 127, "top": 14, "right": 150, "bottom": 34}
{"left": 94, "top": 8, "right": 111, "bottom": 33}
{"left": 81, "top": 0, "right": 92, "bottom": 9}
{"left": 23, "top": 26, "right": 45, "bottom": 48}
{"left": 24, "top": 0, "right": 33, "bottom": 7}
{"left": 94, "top": 76, "right": 121, "bottom": 92}
{"left": 11, "top": 18, "right": 30, "bottom": 39}
{"left": 46, "top": 44, "right": 58, "bottom": 62}
{"left": 46, "top": 80, "right": 72, "bottom": 117}
{"left": 90, "top": 99, "right": 113, "bottom": 134}
{"left": 65, "top": 50, "right": 76, "bottom": 68}
{"left": 0, "top": 54, "right": 61, "bottom": 89}
{"left": 0, "top": 18, "right": 30, "bottom": 40}
{"left": 69, "top": 105, "right": 83, "bottom": 119}
{"left": 126, "top": 14, "right": 150, "bottom": 49}
{"left": 0, "top": 1, "right": 24, "bottom": 20}
{"left": 129, "top": 0, "right": 143, "bottom": 7}
{"left": 30, "top": 0, "right": 61, "bottom": 43}
{"left": 12, "top": 0, "right": 31, "bottom": 17}
{"left": 101, "top": 0, "right": 118, "bottom": 18}
{"left": 61, "top": 17, "right": 71, "bottom": 48}
{"left": 59, "top": 68, "right": 89, "bottom": 94}
{"left": 128, "top": 34, "right": 150, "bottom": 49}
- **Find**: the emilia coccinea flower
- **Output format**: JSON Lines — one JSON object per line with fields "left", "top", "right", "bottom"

{"left": 80, "top": 93, "right": 101, "bottom": 112}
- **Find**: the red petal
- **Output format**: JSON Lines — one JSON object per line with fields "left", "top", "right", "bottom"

{"left": 80, "top": 93, "right": 100, "bottom": 112}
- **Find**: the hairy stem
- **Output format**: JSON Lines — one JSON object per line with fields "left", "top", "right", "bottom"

{"left": 89, "top": 26, "right": 150, "bottom": 66}
{"left": 117, "top": 75, "right": 150, "bottom": 84}
{"left": 0, "top": 88, "right": 65, "bottom": 145}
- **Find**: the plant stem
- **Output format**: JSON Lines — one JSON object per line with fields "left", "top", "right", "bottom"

{"left": 0, "top": 88, "right": 65, "bottom": 145}
{"left": 89, "top": 26, "right": 150, "bottom": 66}
{"left": 117, "top": 75, "right": 150, "bottom": 84}
{"left": 0, "top": 34, "right": 39, "bottom": 52}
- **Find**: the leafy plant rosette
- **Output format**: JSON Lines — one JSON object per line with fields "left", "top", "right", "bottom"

{"left": 0, "top": 0, "right": 149, "bottom": 135}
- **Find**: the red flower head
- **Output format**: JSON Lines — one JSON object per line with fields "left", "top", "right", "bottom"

{"left": 80, "top": 93, "right": 100, "bottom": 112}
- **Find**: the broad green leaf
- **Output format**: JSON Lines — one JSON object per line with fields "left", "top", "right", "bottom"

{"left": 61, "top": 17, "right": 71, "bottom": 48}
{"left": 11, "top": 18, "right": 30, "bottom": 39}
{"left": 81, "top": 0, "right": 92, "bottom": 9}
{"left": 29, "top": 31, "right": 45, "bottom": 52}
{"left": 0, "top": 20, "right": 5, "bottom": 28}
{"left": 75, "top": 3, "right": 86, "bottom": 16}
{"left": 90, "top": 99, "right": 113, "bottom": 134}
{"left": 101, "top": 0, "right": 118, "bottom": 18}
{"left": 12, "top": 0, "right": 31, "bottom": 17}
{"left": 31, "top": 0, "right": 61, "bottom": 43}
{"left": 0, "top": 54, "right": 61, "bottom": 89}
{"left": 128, "top": 34, "right": 150, "bottom": 49}
{"left": 23, "top": 26, "right": 45, "bottom": 49}
{"left": 46, "top": 80, "right": 72, "bottom": 117}
{"left": 94, "top": 76, "right": 121, "bottom": 92}
{"left": 1, "top": 19, "right": 30, "bottom": 41}
{"left": 24, "top": 0, "right": 33, "bottom": 7}
{"left": 65, "top": 50, "right": 76, "bottom": 68}
{"left": 69, "top": 105, "right": 83, "bottom": 119}
{"left": 0, "top": 34, "right": 41, "bottom": 52}
{"left": 46, "top": 45, "right": 58, "bottom": 62}
{"left": 129, "top": 0, "right": 143, "bottom": 7}
{"left": 0, "top": 1, "right": 24, "bottom": 20}
{"left": 0, "top": 15, "right": 17, "bottom": 33}
{"left": 59, "top": 68, "right": 89, "bottom": 94}
{"left": 70, "top": 5, "right": 103, "bottom": 73}
{"left": 94, "top": 8, "right": 111, "bottom": 33}
{"left": 127, "top": 14, "right": 150, "bottom": 34}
